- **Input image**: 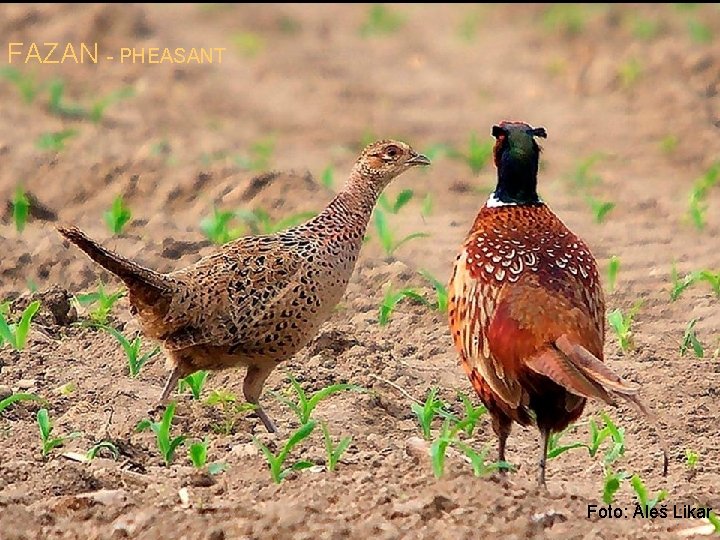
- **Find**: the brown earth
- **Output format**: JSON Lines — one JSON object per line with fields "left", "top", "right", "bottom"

{"left": 1, "top": 4, "right": 719, "bottom": 539}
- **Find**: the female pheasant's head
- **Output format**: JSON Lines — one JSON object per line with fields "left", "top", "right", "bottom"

{"left": 354, "top": 139, "right": 431, "bottom": 191}
{"left": 489, "top": 121, "right": 547, "bottom": 207}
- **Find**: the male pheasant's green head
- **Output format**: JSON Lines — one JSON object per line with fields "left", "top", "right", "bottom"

{"left": 489, "top": 121, "right": 547, "bottom": 207}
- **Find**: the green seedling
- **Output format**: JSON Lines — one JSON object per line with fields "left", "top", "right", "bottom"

{"left": 11, "top": 186, "right": 30, "bottom": 233}
{"left": 607, "top": 255, "right": 620, "bottom": 293}
{"left": 74, "top": 282, "right": 125, "bottom": 324}
{"left": 687, "top": 162, "right": 719, "bottom": 229}
{"left": 454, "top": 441, "right": 509, "bottom": 477}
{"left": 632, "top": 17, "right": 660, "bottom": 40}
{"left": 602, "top": 469, "right": 628, "bottom": 504}
{"left": 0, "top": 300, "right": 40, "bottom": 350}
{"left": 0, "top": 393, "right": 42, "bottom": 415}
{"left": 546, "top": 424, "right": 587, "bottom": 460}
{"left": 373, "top": 208, "right": 429, "bottom": 257}
{"left": 684, "top": 448, "right": 699, "bottom": 470}
{"left": 456, "top": 392, "right": 487, "bottom": 437}
{"left": 179, "top": 370, "right": 209, "bottom": 400}
{"left": 378, "top": 286, "right": 429, "bottom": 326}
{"left": 48, "top": 79, "right": 86, "bottom": 118}
{"left": 321, "top": 166, "right": 334, "bottom": 190}
{"left": 0, "top": 67, "right": 43, "bottom": 103}
{"left": 586, "top": 196, "right": 615, "bottom": 223}
{"left": 89, "top": 86, "right": 134, "bottom": 123}
{"left": 86, "top": 441, "right": 120, "bottom": 461}
{"left": 567, "top": 153, "right": 604, "bottom": 189}
{"left": 378, "top": 189, "right": 414, "bottom": 214}
{"left": 688, "top": 191, "right": 708, "bottom": 229}
{"left": 56, "top": 382, "right": 76, "bottom": 396}
{"left": 671, "top": 265, "right": 720, "bottom": 300}
{"left": 37, "top": 408, "right": 78, "bottom": 457}
{"left": 205, "top": 389, "right": 256, "bottom": 435}
{"left": 659, "top": 134, "right": 679, "bottom": 154}
{"left": 360, "top": 4, "right": 405, "bottom": 36}
{"left": 36, "top": 129, "right": 77, "bottom": 152}
{"left": 104, "top": 195, "right": 132, "bottom": 235}
{"left": 232, "top": 32, "right": 265, "bottom": 57}
{"left": 411, "top": 387, "right": 454, "bottom": 440}
{"left": 235, "top": 208, "right": 316, "bottom": 235}
{"left": 420, "top": 193, "right": 433, "bottom": 217}
{"left": 254, "top": 420, "right": 316, "bottom": 483}
{"left": 630, "top": 474, "right": 667, "bottom": 512}
{"left": 321, "top": 421, "right": 352, "bottom": 472}
{"left": 136, "top": 402, "right": 187, "bottom": 466}
{"left": 607, "top": 301, "right": 642, "bottom": 352}
{"left": 588, "top": 413, "right": 626, "bottom": 466}
{"left": 189, "top": 438, "right": 209, "bottom": 468}
{"left": 708, "top": 510, "right": 720, "bottom": 533}
{"left": 200, "top": 207, "right": 244, "bottom": 244}
{"left": 542, "top": 4, "right": 587, "bottom": 35}
{"left": 618, "top": 57, "right": 642, "bottom": 89}
{"left": 419, "top": 270, "right": 448, "bottom": 312}
{"left": 458, "top": 9, "right": 483, "bottom": 41}
{"left": 101, "top": 325, "right": 160, "bottom": 378}
{"left": 272, "top": 375, "right": 363, "bottom": 424}
{"left": 680, "top": 319, "right": 704, "bottom": 358}
{"left": 449, "top": 132, "right": 493, "bottom": 175}
{"left": 235, "top": 137, "right": 275, "bottom": 170}
{"left": 688, "top": 19, "right": 712, "bottom": 44}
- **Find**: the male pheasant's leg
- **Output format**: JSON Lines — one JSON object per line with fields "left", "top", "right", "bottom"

{"left": 159, "top": 366, "right": 183, "bottom": 402}
{"left": 492, "top": 411, "right": 512, "bottom": 467}
{"left": 244, "top": 363, "right": 277, "bottom": 433}
{"left": 538, "top": 426, "right": 551, "bottom": 487}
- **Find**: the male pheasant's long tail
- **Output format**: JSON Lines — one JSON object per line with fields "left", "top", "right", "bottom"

{"left": 526, "top": 334, "right": 669, "bottom": 476}
{"left": 57, "top": 226, "right": 170, "bottom": 304}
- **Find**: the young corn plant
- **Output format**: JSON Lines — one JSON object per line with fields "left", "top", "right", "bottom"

{"left": 86, "top": 441, "right": 120, "bottom": 461}
{"left": 618, "top": 57, "right": 643, "bottom": 89}
{"left": 546, "top": 424, "right": 587, "bottom": 460}
{"left": 205, "top": 389, "right": 257, "bottom": 435}
{"left": 37, "top": 408, "right": 78, "bottom": 457}
{"left": 378, "top": 285, "right": 429, "bottom": 326}
{"left": 607, "top": 255, "right": 620, "bottom": 293}
{"left": 373, "top": 208, "right": 429, "bottom": 257}
{"left": 419, "top": 270, "right": 449, "bottom": 312}
{"left": 235, "top": 208, "right": 317, "bottom": 235}
{"left": 89, "top": 86, "right": 134, "bottom": 123}
{"left": 587, "top": 413, "right": 626, "bottom": 467}
{"left": 48, "top": 79, "right": 86, "bottom": 118}
{"left": 671, "top": 264, "right": 720, "bottom": 301}
{"left": 231, "top": 32, "right": 265, "bottom": 58}
{"left": 74, "top": 283, "right": 125, "bottom": 324}
{"left": 0, "top": 393, "right": 43, "bottom": 415}
{"left": 602, "top": 469, "right": 628, "bottom": 504}
{"left": 137, "top": 402, "right": 187, "bottom": 466}
{"left": 35, "top": 129, "right": 77, "bottom": 152}
{"left": 235, "top": 137, "right": 275, "bottom": 171}
{"left": 659, "top": 134, "right": 679, "bottom": 155}
{"left": 320, "top": 166, "right": 334, "bottom": 190}
{"left": 254, "top": 420, "right": 316, "bottom": 483}
{"left": 680, "top": 318, "right": 704, "bottom": 358}
{"left": 688, "top": 19, "right": 712, "bottom": 44}
{"left": 411, "top": 387, "right": 455, "bottom": 440}
{"left": 0, "top": 300, "right": 40, "bottom": 350}
{"left": 420, "top": 193, "right": 433, "bottom": 217}
{"left": 360, "top": 4, "right": 405, "bottom": 36}
{"left": 271, "top": 375, "right": 363, "bottom": 424}
{"left": 709, "top": 511, "right": 720, "bottom": 534}
{"left": 607, "top": 301, "right": 642, "bottom": 352}
{"left": 378, "top": 189, "right": 414, "bottom": 214}
{"left": 450, "top": 132, "right": 493, "bottom": 175}
{"left": 188, "top": 437, "right": 227, "bottom": 474}
{"left": 321, "top": 421, "right": 352, "bottom": 472}
{"left": 179, "top": 371, "right": 209, "bottom": 400}
{"left": 630, "top": 474, "right": 667, "bottom": 511}
{"left": 686, "top": 162, "right": 719, "bottom": 230}
{"left": 566, "top": 153, "right": 604, "bottom": 190}
{"left": 102, "top": 326, "right": 160, "bottom": 377}
{"left": 11, "top": 186, "right": 30, "bottom": 233}
{"left": 586, "top": 195, "right": 615, "bottom": 223}
{"left": 454, "top": 392, "right": 487, "bottom": 437}
{"left": 0, "top": 67, "right": 43, "bottom": 103}
{"left": 104, "top": 195, "right": 132, "bottom": 235}
{"left": 684, "top": 448, "right": 699, "bottom": 470}
{"left": 200, "top": 208, "right": 244, "bottom": 244}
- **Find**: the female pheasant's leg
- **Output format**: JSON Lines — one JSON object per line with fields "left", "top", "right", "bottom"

{"left": 159, "top": 366, "right": 183, "bottom": 402}
{"left": 244, "top": 363, "right": 277, "bottom": 433}
{"left": 538, "top": 426, "right": 551, "bottom": 487}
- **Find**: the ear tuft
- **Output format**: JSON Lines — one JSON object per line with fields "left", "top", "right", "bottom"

{"left": 492, "top": 125, "right": 505, "bottom": 137}
{"left": 532, "top": 127, "right": 547, "bottom": 139}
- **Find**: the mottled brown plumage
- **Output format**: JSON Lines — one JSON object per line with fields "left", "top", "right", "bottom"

{"left": 448, "top": 121, "right": 666, "bottom": 485}
{"left": 59, "top": 140, "right": 430, "bottom": 432}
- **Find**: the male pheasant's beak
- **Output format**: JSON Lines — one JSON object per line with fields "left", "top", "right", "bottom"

{"left": 407, "top": 153, "right": 431, "bottom": 167}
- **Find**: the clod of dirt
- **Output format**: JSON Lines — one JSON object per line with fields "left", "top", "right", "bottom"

{"left": 0, "top": 385, "right": 12, "bottom": 400}
{"left": 404, "top": 436, "right": 430, "bottom": 463}
{"left": 306, "top": 328, "right": 360, "bottom": 356}
{"left": 161, "top": 238, "right": 212, "bottom": 260}
{"left": 185, "top": 471, "right": 215, "bottom": 488}
{"left": 10, "top": 286, "right": 77, "bottom": 327}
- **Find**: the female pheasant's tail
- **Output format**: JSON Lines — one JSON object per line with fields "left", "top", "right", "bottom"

{"left": 526, "top": 334, "right": 669, "bottom": 476}
{"left": 57, "top": 225, "right": 170, "bottom": 304}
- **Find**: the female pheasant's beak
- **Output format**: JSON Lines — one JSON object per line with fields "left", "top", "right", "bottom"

{"left": 407, "top": 153, "right": 431, "bottom": 167}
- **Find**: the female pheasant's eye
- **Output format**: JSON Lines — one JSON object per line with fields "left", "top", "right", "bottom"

{"left": 385, "top": 145, "right": 400, "bottom": 159}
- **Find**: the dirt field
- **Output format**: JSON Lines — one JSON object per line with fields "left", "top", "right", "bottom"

{"left": 1, "top": 4, "right": 719, "bottom": 539}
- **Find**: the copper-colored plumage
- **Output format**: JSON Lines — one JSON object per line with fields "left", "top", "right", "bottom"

{"left": 58, "top": 140, "right": 430, "bottom": 433}
{"left": 448, "top": 121, "right": 666, "bottom": 485}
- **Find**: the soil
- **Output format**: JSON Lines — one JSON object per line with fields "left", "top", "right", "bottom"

{"left": 1, "top": 4, "right": 719, "bottom": 539}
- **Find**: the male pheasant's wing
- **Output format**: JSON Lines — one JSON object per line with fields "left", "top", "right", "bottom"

{"left": 162, "top": 234, "right": 307, "bottom": 350}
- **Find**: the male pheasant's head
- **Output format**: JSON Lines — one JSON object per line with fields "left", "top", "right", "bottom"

{"left": 354, "top": 139, "right": 431, "bottom": 190}
{"left": 489, "top": 121, "right": 547, "bottom": 207}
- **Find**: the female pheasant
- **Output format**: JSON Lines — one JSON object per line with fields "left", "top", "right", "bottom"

{"left": 448, "top": 121, "right": 666, "bottom": 485}
{"left": 59, "top": 140, "right": 430, "bottom": 433}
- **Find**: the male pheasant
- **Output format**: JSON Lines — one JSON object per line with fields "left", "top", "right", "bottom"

{"left": 59, "top": 140, "right": 430, "bottom": 433}
{"left": 448, "top": 121, "right": 666, "bottom": 485}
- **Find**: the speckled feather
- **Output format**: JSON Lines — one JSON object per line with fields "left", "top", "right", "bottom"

{"left": 58, "top": 139, "right": 430, "bottom": 432}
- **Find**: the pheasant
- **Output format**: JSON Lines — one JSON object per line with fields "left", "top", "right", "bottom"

{"left": 58, "top": 140, "right": 430, "bottom": 433}
{"left": 448, "top": 121, "right": 666, "bottom": 485}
